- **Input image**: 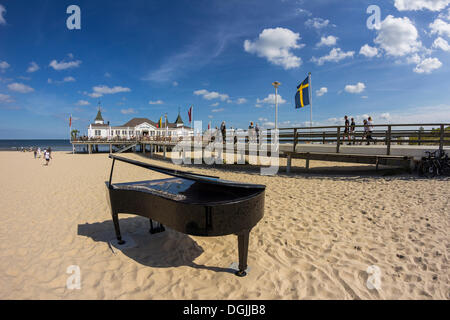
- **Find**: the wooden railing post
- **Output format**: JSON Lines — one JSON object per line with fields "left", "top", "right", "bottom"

{"left": 387, "top": 125, "right": 391, "bottom": 155}
{"left": 336, "top": 127, "right": 341, "bottom": 153}
{"left": 293, "top": 128, "right": 298, "bottom": 152}
{"left": 440, "top": 124, "right": 445, "bottom": 153}
{"left": 323, "top": 132, "right": 326, "bottom": 144}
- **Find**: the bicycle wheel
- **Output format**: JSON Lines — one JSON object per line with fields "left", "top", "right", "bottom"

{"left": 421, "top": 161, "right": 437, "bottom": 178}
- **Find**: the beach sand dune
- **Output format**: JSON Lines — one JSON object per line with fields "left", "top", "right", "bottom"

{"left": 0, "top": 151, "right": 448, "bottom": 299}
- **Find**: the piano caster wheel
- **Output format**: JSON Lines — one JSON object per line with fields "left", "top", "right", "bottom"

{"left": 118, "top": 239, "right": 126, "bottom": 245}
{"left": 235, "top": 270, "right": 247, "bottom": 277}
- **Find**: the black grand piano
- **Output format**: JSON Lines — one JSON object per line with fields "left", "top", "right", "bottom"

{"left": 106, "top": 155, "right": 265, "bottom": 276}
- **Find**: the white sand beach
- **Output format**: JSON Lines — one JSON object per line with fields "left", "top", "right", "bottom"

{"left": 0, "top": 151, "right": 448, "bottom": 299}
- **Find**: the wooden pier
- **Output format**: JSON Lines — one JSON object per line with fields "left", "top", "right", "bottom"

{"left": 71, "top": 123, "right": 450, "bottom": 173}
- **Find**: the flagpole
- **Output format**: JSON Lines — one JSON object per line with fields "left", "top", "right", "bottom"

{"left": 309, "top": 72, "right": 312, "bottom": 129}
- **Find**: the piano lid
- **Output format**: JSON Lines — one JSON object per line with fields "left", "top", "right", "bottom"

{"left": 109, "top": 155, "right": 266, "bottom": 190}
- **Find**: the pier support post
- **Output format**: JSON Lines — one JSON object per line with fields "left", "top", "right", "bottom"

{"left": 143, "top": 144, "right": 145, "bottom": 154}
{"left": 286, "top": 154, "right": 292, "bottom": 173}
{"left": 163, "top": 146, "right": 166, "bottom": 158}
{"left": 306, "top": 157, "right": 310, "bottom": 170}
{"left": 109, "top": 144, "right": 112, "bottom": 154}
{"left": 88, "top": 144, "right": 91, "bottom": 154}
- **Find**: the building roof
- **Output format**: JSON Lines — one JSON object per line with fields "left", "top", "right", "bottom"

{"left": 123, "top": 118, "right": 157, "bottom": 127}
{"left": 175, "top": 113, "right": 184, "bottom": 124}
{"left": 95, "top": 109, "right": 104, "bottom": 122}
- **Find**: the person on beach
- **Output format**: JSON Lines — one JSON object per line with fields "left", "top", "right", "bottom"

{"left": 350, "top": 118, "right": 356, "bottom": 144}
{"left": 33, "top": 148, "right": 37, "bottom": 159}
{"left": 37, "top": 147, "right": 41, "bottom": 158}
{"left": 43, "top": 149, "right": 52, "bottom": 166}
{"left": 343, "top": 116, "right": 350, "bottom": 145}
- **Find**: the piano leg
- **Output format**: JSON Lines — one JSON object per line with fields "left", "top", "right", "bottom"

{"left": 112, "top": 212, "right": 125, "bottom": 245}
{"left": 236, "top": 230, "right": 250, "bottom": 277}
{"left": 149, "top": 219, "right": 165, "bottom": 234}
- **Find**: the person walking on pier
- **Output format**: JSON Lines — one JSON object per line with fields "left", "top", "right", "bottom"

{"left": 255, "top": 123, "right": 260, "bottom": 144}
{"left": 220, "top": 121, "right": 226, "bottom": 143}
{"left": 343, "top": 116, "right": 351, "bottom": 145}
{"left": 350, "top": 118, "right": 356, "bottom": 145}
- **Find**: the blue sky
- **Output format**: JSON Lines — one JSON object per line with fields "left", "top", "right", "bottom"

{"left": 1, "top": 0, "right": 450, "bottom": 138}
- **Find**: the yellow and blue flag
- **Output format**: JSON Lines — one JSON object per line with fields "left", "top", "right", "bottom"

{"left": 295, "top": 76, "right": 311, "bottom": 109}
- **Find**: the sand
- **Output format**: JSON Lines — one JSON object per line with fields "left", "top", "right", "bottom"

{"left": 0, "top": 150, "right": 448, "bottom": 299}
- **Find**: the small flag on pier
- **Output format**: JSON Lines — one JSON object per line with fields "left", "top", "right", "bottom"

{"left": 69, "top": 115, "right": 72, "bottom": 127}
{"left": 157, "top": 117, "right": 162, "bottom": 128}
{"left": 295, "top": 76, "right": 311, "bottom": 109}
{"left": 188, "top": 105, "right": 193, "bottom": 123}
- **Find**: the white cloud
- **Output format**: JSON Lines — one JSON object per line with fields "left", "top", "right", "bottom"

{"left": 149, "top": 100, "right": 164, "bottom": 105}
{"left": 27, "top": 62, "right": 40, "bottom": 73}
{"left": 305, "top": 18, "right": 330, "bottom": 29}
{"left": 210, "top": 102, "right": 219, "bottom": 107}
{"left": 394, "top": 0, "right": 450, "bottom": 11}
{"left": 0, "top": 93, "right": 13, "bottom": 103}
{"left": 236, "top": 98, "right": 247, "bottom": 104}
{"left": 49, "top": 59, "right": 82, "bottom": 71}
{"left": 172, "top": 81, "right": 178, "bottom": 87}
{"left": 90, "top": 85, "right": 131, "bottom": 97}
{"left": 317, "top": 35, "right": 337, "bottom": 47}
{"left": 414, "top": 57, "right": 442, "bottom": 73}
{"left": 7, "top": 82, "right": 34, "bottom": 93}
{"left": 256, "top": 94, "right": 287, "bottom": 105}
{"left": 311, "top": 48, "right": 355, "bottom": 65}
{"left": 0, "top": 60, "right": 9, "bottom": 72}
{"left": 212, "top": 108, "right": 224, "bottom": 113}
{"left": 121, "top": 108, "right": 137, "bottom": 114}
{"left": 438, "top": 8, "right": 450, "bottom": 20}
{"left": 262, "top": 121, "right": 275, "bottom": 128}
{"left": 433, "top": 37, "right": 450, "bottom": 51}
{"left": 244, "top": 27, "right": 303, "bottom": 69}
{"left": 345, "top": 82, "right": 366, "bottom": 94}
{"left": 374, "top": 16, "right": 421, "bottom": 57}
{"left": 380, "top": 113, "right": 391, "bottom": 120}
{"left": 104, "top": 72, "right": 111, "bottom": 78}
{"left": 359, "top": 44, "right": 379, "bottom": 57}
{"left": 194, "top": 89, "right": 229, "bottom": 101}
{"left": 316, "top": 87, "right": 328, "bottom": 97}
{"left": 0, "top": 4, "right": 6, "bottom": 25}
{"left": 63, "top": 76, "right": 75, "bottom": 82}
{"left": 76, "top": 100, "right": 90, "bottom": 106}
{"left": 429, "top": 18, "right": 450, "bottom": 37}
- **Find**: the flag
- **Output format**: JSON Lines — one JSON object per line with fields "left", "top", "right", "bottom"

{"left": 69, "top": 115, "right": 72, "bottom": 127}
{"left": 295, "top": 75, "right": 311, "bottom": 109}
{"left": 158, "top": 117, "right": 162, "bottom": 128}
{"left": 188, "top": 105, "right": 192, "bottom": 123}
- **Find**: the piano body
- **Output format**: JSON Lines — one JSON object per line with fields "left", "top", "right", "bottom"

{"left": 106, "top": 155, "right": 265, "bottom": 276}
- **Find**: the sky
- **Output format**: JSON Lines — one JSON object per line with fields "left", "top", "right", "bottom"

{"left": 1, "top": 0, "right": 450, "bottom": 139}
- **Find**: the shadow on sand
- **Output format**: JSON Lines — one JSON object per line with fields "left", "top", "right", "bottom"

{"left": 77, "top": 216, "right": 236, "bottom": 275}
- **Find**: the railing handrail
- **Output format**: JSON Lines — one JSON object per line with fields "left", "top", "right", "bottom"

{"left": 277, "top": 123, "right": 450, "bottom": 130}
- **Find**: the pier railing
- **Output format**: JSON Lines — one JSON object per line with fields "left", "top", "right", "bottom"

{"left": 71, "top": 123, "right": 450, "bottom": 156}
{"left": 272, "top": 123, "right": 450, "bottom": 155}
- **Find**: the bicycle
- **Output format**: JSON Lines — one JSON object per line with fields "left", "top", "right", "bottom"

{"left": 419, "top": 150, "right": 450, "bottom": 177}
{"left": 419, "top": 151, "right": 440, "bottom": 178}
